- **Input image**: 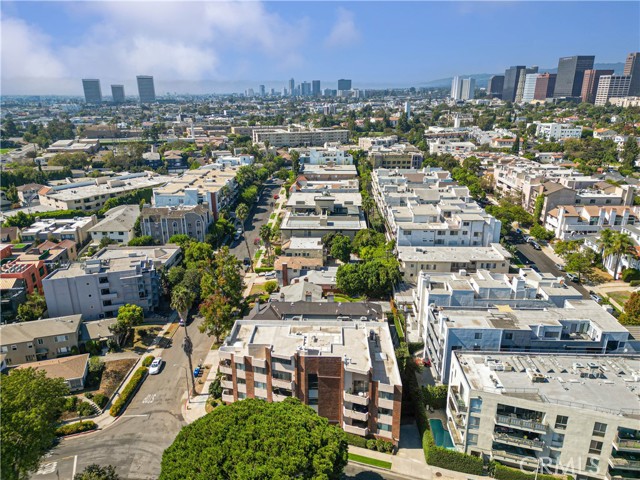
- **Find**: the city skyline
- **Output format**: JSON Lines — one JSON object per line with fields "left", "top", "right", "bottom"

{"left": 1, "top": 1, "right": 638, "bottom": 95}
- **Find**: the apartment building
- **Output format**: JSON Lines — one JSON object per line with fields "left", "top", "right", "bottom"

{"left": 428, "top": 139, "right": 477, "bottom": 155}
{"left": 1, "top": 278, "right": 26, "bottom": 322}
{"left": 88, "top": 205, "right": 139, "bottom": 245}
{"left": 47, "top": 139, "right": 100, "bottom": 154}
{"left": 152, "top": 165, "right": 238, "bottom": 220}
{"left": 300, "top": 164, "right": 358, "bottom": 181}
{"left": 218, "top": 319, "right": 402, "bottom": 443}
{"left": 293, "top": 146, "right": 353, "bottom": 165}
{"left": 424, "top": 298, "right": 632, "bottom": 384}
{"left": 43, "top": 246, "right": 180, "bottom": 319}
{"left": 0, "top": 314, "right": 82, "bottom": 366}
{"left": 397, "top": 244, "right": 511, "bottom": 282}
{"left": 584, "top": 224, "right": 640, "bottom": 279}
{"left": 281, "top": 237, "right": 325, "bottom": 260}
{"left": 446, "top": 352, "right": 639, "bottom": 480}
{"left": 140, "top": 203, "right": 212, "bottom": 244}
{"left": 358, "top": 135, "right": 398, "bottom": 150}
{"left": 535, "top": 123, "right": 583, "bottom": 141}
{"left": 20, "top": 215, "right": 97, "bottom": 245}
{"left": 369, "top": 143, "right": 424, "bottom": 169}
{"left": 252, "top": 127, "right": 349, "bottom": 147}
{"left": 0, "top": 258, "right": 47, "bottom": 294}
{"left": 594, "top": 75, "right": 632, "bottom": 106}
{"left": 38, "top": 172, "right": 171, "bottom": 211}
{"left": 545, "top": 205, "right": 640, "bottom": 240}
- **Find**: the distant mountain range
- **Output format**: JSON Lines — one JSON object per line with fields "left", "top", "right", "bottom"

{"left": 421, "top": 62, "right": 625, "bottom": 89}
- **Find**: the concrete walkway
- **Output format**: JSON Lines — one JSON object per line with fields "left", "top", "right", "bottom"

{"left": 181, "top": 348, "right": 220, "bottom": 424}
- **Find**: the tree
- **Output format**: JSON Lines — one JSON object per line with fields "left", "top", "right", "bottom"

{"left": 330, "top": 234, "right": 352, "bottom": 263}
{"left": 199, "top": 294, "right": 234, "bottom": 343}
{"left": 529, "top": 224, "right": 554, "bottom": 242}
{"left": 259, "top": 224, "right": 273, "bottom": 258}
{"left": 1, "top": 368, "right": 69, "bottom": 480}
{"left": 184, "top": 241, "right": 214, "bottom": 270}
{"left": 99, "top": 237, "right": 115, "bottom": 249}
{"left": 598, "top": 230, "right": 635, "bottom": 279}
{"left": 264, "top": 280, "right": 278, "bottom": 294}
{"left": 109, "top": 304, "right": 144, "bottom": 346}
{"left": 159, "top": 398, "right": 347, "bottom": 480}
{"left": 167, "top": 266, "right": 186, "bottom": 287}
{"left": 235, "top": 204, "right": 252, "bottom": 272}
{"left": 554, "top": 239, "right": 582, "bottom": 258}
{"left": 128, "top": 235, "right": 155, "bottom": 246}
{"left": 290, "top": 150, "right": 301, "bottom": 176}
{"left": 17, "top": 292, "right": 48, "bottom": 321}
{"left": 621, "top": 292, "right": 640, "bottom": 325}
{"left": 171, "top": 285, "right": 196, "bottom": 325}
{"left": 168, "top": 234, "right": 193, "bottom": 249}
{"left": 511, "top": 136, "right": 520, "bottom": 154}
{"left": 565, "top": 251, "right": 595, "bottom": 281}
{"left": 74, "top": 464, "right": 121, "bottom": 480}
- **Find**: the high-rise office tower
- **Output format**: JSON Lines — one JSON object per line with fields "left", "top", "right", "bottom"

{"left": 581, "top": 70, "right": 614, "bottom": 103}
{"left": 289, "top": 78, "right": 295, "bottom": 96}
{"left": 521, "top": 73, "right": 541, "bottom": 102}
{"left": 502, "top": 66, "right": 526, "bottom": 102}
{"left": 259, "top": 85, "right": 266, "bottom": 96}
{"left": 515, "top": 66, "right": 538, "bottom": 102}
{"left": 136, "top": 75, "right": 156, "bottom": 103}
{"left": 533, "top": 73, "right": 557, "bottom": 100}
{"left": 82, "top": 79, "right": 102, "bottom": 104}
{"left": 461, "top": 78, "right": 476, "bottom": 100}
{"left": 111, "top": 85, "right": 125, "bottom": 103}
{"left": 337, "top": 79, "right": 352, "bottom": 91}
{"left": 301, "top": 81, "right": 311, "bottom": 96}
{"left": 487, "top": 75, "right": 504, "bottom": 98}
{"left": 594, "top": 75, "right": 632, "bottom": 106}
{"left": 553, "top": 55, "right": 595, "bottom": 98}
{"left": 450, "top": 76, "right": 463, "bottom": 100}
{"left": 404, "top": 101, "right": 411, "bottom": 118}
{"left": 623, "top": 52, "right": 640, "bottom": 96}
{"left": 312, "top": 80, "right": 321, "bottom": 96}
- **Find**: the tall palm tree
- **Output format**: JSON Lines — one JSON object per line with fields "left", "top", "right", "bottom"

{"left": 235, "top": 203, "right": 253, "bottom": 272}
{"left": 599, "top": 230, "right": 635, "bottom": 280}
{"left": 171, "top": 285, "right": 196, "bottom": 395}
{"left": 260, "top": 224, "right": 272, "bottom": 260}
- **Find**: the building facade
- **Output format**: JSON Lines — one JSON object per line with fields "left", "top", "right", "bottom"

{"left": 581, "top": 70, "right": 614, "bottom": 104}
{"left": 140, "top": 204, "right": 212, "bottom": 244}
{"left": 623, "top": 51, "right": 640, "bottom": 96}
{"left": 111, "top": 85, "right": 125, "bottom": 103}
{"left": 594, "top": 75, "right": 632, "bottom": 106}
{"left": 136, "top": 75, "right": 156, "bottom": 103}
{"left": 82, "top": 79, "right": 102, "bottom": 104}
{"left": 554, "top": 56, "right": 595, "bottom": 98}
{"left": 534, "top": 73, "right": 557, "bottom": 100}
{"left": 487, "top": 75, "right": 504, "bottom": 99}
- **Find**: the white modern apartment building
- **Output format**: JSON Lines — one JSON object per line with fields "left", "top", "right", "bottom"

{"left": 535, "top": 123, "right": 583, "bottom": 141}
{"left": 369, "top": 143, "right": 424, "bottom": 169}
{"left": 212, "top": 154, "right": 254, "bottom": 167}
{"left": 423, "top": 298, "right": 632, "bottom": 384}
{"left": 595, "top": 75, "right": 632, "bottom": 106}
{"left": 38, "top": 172, "right": 171, "bottom": 212}
{"left": 218, "top": 319, "right": 403, "bottom": 444}
{"left": 544, "top": 205, "right": 640, "bottom": 240}
{"left": 88, "top": 205, "right": 139, "bottom": 245}
{"left": 152, "top": 165, "right": 238, "bottom": 220}
{"left": 428, "top": 139, "right": 477, "bottom": 155}
{"left": 252, "top": 127, "right": 349, "bottom": 147}
{"left": 20, "top": 215, "right": 98, "bottom": 245}
{"left": 358, "top": 136, "right": 399, "bottom": 150}
{"left": 446, "top": 352, "right": 639, "bottom": 480}
{"left": 293, "top": 146, "right": 353, "bottom": 165}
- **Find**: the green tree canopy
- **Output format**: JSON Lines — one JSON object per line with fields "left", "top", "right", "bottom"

{"left": 74, "top": 464, "right": 121, "bottom": 480}
{"left": 1, "top": 368, "right": 69, "bottom": 480}
{"left": 17, "top": 292, "right": 48, "bottom": 322}
{"left": 159, "top": 398, "right": 347, "bottom": 480}
{"left": 621, "top": 292, "right": 640, "bottom": 325}
{"left": 329, "top": 234, "right": 352, "bottom": 263}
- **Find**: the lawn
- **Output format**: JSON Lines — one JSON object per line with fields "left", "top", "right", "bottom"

{"left": 333, "top": 294, "right": 365, "bottom": 303}
{"left": 348, "top": 453, "right": 392, "bottom": 470}
{"left": 607, "top": 290, "right": 632, "bottom": 308}
{"left": 97, "top": 358, "right": 137, "bottom": 398}
{"left": 0, "top": 148, "right": 15, "bottom": 154}
{"left": 269, "top": 213, "right": 276, "bottom": 220}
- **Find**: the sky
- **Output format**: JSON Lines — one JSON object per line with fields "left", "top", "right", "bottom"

{"left": 1, "top": 1, "right": 639, "bottom": 96}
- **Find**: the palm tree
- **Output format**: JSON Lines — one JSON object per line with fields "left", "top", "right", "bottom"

{"left": 235, "top": 203, "right": 253, "bottom": 272}
{"left": 260, "top": 224, "right": 272, "bottom": 260}
{"left": 599, "top": 230, "right": 635, "bottom": 280}
{"left": 171, "top": 285, "right": 196, "bottom": 395}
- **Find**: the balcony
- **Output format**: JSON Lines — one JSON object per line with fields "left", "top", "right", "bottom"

{"left": 344, "top": 391, "right": 369, "bottom": 406}
{"left": 254, "top": 388, "right": 267, "bottom": 399}
{"left": 378, "top": 429, "right": 393, "bottom": 440}
{"left": 450, "top": 386, "right": 467, "bottom": 411}
{"left": 272, "top": 393, "right": 288, "bottom": 402}
{"left": 378, "top": 413, "right": 394, "bottom": 425}
{"left": 606, "top": 471, "right": 639, "bottom": 480}
{"left": 219, "top": 364, "right": 232, "bottom": 375}
{"left": 378, "top": 397, "right": 394, "bottom": 410}
{"left": 253, "top": 372, "right": 268, "bottom": 384}
{"left": 493, "top": 432, "right": 545, "bottom": 451}
{"left": 221, "top": 379, "right": 233, "bottom": 389}
{"left": 343, "top": 422, "right": 369, "bottom": 437}
{"left": 492, "top": 450, "right": 540, "bottom": 469}
{"left": 271, "top": 377, "right": 294, "bottom": 390}
{"left": 495, "top": 415, "right": 547, "bottom": 433}
{"left": 613, "top": 435, "right": 640, "bottom": 453}
{"left": 100, "top": 292, "right": 118, "bottom": 300}
{"left": 221, "top": 390, "right": 234, "bottom": 403}
{"left": 343, "top": 406, "right": 369, "bottom": 422}
{"left": 609, "top": 458, "right": 640, "bottom": 471}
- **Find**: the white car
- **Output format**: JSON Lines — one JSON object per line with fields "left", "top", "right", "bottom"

{"left": 264, "top": 271, "right": 277, "bottom": 279}
{"left": 148, "top": 358, "right": 163, "bottom": 375}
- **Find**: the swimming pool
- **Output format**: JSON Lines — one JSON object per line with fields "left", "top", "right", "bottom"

{"left": 429, "top": 419, "right": 455, "bottom": 449}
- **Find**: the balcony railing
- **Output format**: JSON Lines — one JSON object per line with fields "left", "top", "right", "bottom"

{"left": 271, "top": 377, "right": 294, "bottom": 390}
{"left": 606, "top": 471, "right": 638, "bottom": 480}
{"left": 493, "top": 432, "right": 545, "bottom": 451}
{"left": 343, "top": 423, "right": 369, "bottom": 437}
{"left": 221, "top": 391, "right": 234, "bottom": 403}
{"left": 492, "top": 450, "right": 539, "bottom": 469}
{"left": 495, "top": 415, "right": 547, "bottom": 433}
{"left": 613, "top": 435, "right": 640, "bottom": 452}
{"left": 609, "top": 458, "right": 640, "bottom": 470}
{"left": 221, "top": 379, "right": 233, "bottom": 389}
{"left": 343, "top": 407, "right": 368, "bottom": 422}
{"left": 272, "top": 393, "right": 289, "bottom": 402}
{"left": 344, "top": 391, "right": 369, "bottom": 406}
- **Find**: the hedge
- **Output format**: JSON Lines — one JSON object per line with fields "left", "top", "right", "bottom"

{"left": 408, "top": 341, "right": 425, "bottom": 354}
{"left": 491, "top": 462, "right": 560, "bottom": 480}
{"left": 423, "top": 430, "right": 483, "bottom": 475}
{"left": 55, "top": 420, "right": 97, "bottom": 437}
{"left": 630, "top": 280, "right": 640, "bottom": 287}
{"left": 345, "top": 433, "right": 368, "bottom": 448}
{"left": 255, "top": 267, "right": 275, "bottom": 273}
{"left": 142, "top": 355, "right": 155, "bottom": 367}
{"left": 345, "top": 433, "right": 394, "bottom": 454}
{"left": 622, "top": 268, "right": 640, "bottom": 282}
{"left": 93, "top": 393, "right": 108, "bottom": 409}
{"left": 109, "top": 366, "right": 148, "bottom": 417}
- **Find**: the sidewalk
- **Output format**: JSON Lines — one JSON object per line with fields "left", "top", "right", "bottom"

{"left": 181, "top": 348, "right": 220, "bottom": 424}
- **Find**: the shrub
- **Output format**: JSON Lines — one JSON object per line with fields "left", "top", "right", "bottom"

{"left": 408, "top": 341, "right": 425, "bottom": 354}
{"left": 110, "top": 366, "right": 148, "bottom": 417}
{"left": 142, "top": 355, "right": 155, "bottom": 367}
{"left": 366, "top": 439, "right": 376, "bottom": 450}
{"left": 622, "top": 268, "right": 640, "bottom": 282}
{"left": 264, "top": 281, "right": 278, "bottom": 294}
{"left": 255, "top": 267, "right": 274, "bottom": 273}
{"left": 93, "top": 393, "right": 108, "bottom": 409}
{"left": 491, "top": 462, "right": 559, "bottom": 480}
{"left": 55, "top": 420, "right": 97, "bottom": 437}
{"left": 84, "top": 392, "right": 94, "bottom": 399}
{"left": 70, "top": 345, "right": 79, "bottom": 355}
{"left": 84, "top": 340, "right": 101, "bottom": 356}
{"left": 76, "top": 401, "right": 94, "bottom": 417}
{"left": 375, "top": 439, "right": 394, "bottom": 453}
{"left": 88, "top": 356, "right": 104, "bottom": 373}
{"left": 423, "top": 385, "right": 448, "bottom": 410}
{"left": 274, "top": 246, "right": 282, "bottom": 255}
{"left": 63, "top": 395, "right": 78, "bottom": 412}
{"left": 423, "top": 430, "right": 483, "bottom": 475}
{"left": 630, "top": 280, "right": 640, "bottom": 287}
{"left": 344, "top": 433, "right": 368, "bottom": 448}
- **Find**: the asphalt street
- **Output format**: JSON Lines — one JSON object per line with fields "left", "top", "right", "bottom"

{"left": 229, "top": 179, "right": 282, "bottom": 262}
{"left": 342, "top": 463, "right": 414, "bottom": 480}
{"left": 33, "top": 320, "right": 213, "bottom": 480}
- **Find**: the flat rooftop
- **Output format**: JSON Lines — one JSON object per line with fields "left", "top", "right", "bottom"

{"left": 153, "top": 167, "right": 238, "bottom": 195}
{"left": 41, "top": 172, "right": 171, "bottom": 201}
{"left": 457, "top": 352, "right": 640, "bottom": 417}
{"left": 397, "top": 244, "right": 511, "bottom": 263}
{"left": 222, "top": 320, "right": 402, "bottom": 386}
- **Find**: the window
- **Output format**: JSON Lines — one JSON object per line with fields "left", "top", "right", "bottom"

{"left": 308, "top": 373, "right": 318, "bottom": 391}
{"left": 467, "top": 433, "right": 479, "bottom": 446}
{"left": 37, "top": 338, "right": 44, "bottom": 345}
{"left": 592, "top": 422, "right": 607, "bottom": 437}
{"left": 254, "top": 381, "right": 267, "bottom": 390}
{"left": 377, "top": 423, "right": 392, "bottom": 432}
{"left": 555, "top": 415, "right": 568, "bottom": 430}
{"left": 504, "top": 333, "right": 513, "bottom": 340}
{"left": 0, "top": 346, "right": 7, "bottom": 353}
{"left": 308, "top": 398, "right": 318, "bottom": 406}
{"left": 474, "top": 333, "right": 483, "bottom": 340}
{"left": 54, "top": 335, "right": 69, "bottom": 343}
{"left": 378, "top": 407, "right": 393, "bottom": 416}
{"left": 57, "top": 346, "right": 69, "bottom": 354}
{"left": 271, "top": 357, "right": 292, "bottom": 367}
{"left": 272, "top": 371, "right": 292, "bottom": 382}
{"left": 237, "top": 378, "right": 246, "bottom": 385}
{"left": 254, "top": 366, "right": 267, "bottom": 375}
{"left": 468, "top": 416, "right": 481, "bottom": 429}
{"left": 588, "top": 440, "right": 602, "bottom": 455}
{"left": 27, "top": 342, "right": 33, "bottom": 349}
{"left": 585, "top": 457, "right": 600, "bottom": 472}
{"left": 103, "top": 300, "right": 112, "bottom": 307}
{"left": 234, "top": 362, "right": 245, "bottom": 371}
{"left": 379, "top": 391, "right": 394, "bottom": 401}
{"left": 238, "top": 392, "right": 246, "bottom": 400}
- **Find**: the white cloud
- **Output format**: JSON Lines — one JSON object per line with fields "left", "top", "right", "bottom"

{"left": 1, "top": 1, "right": 308, "bottom": 94}
{"left": 324, "top": 7, "right": 361, "bottom": 49}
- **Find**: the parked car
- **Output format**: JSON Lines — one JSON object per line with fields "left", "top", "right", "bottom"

{"left": 149, "top": 358, "right": 163, "bottom": 375}
{"left": 234, "top": 231, "right": 241, "bottom": 241}
{"left": 555, "top": 263, "right": 565, "bottom": 272}
{"left": 273, "top": 194, "right": 280, "bottom": 200}
{"left": 243, "top": 257, "right": 251, "bottom": 266}
{"left": 566, "top": 273, "right": 580, "bottom": 283}
{"left": 264, "top": 271, "right": 277, "bottom": 279}
{"left": 530, "top": 241, "right": 541, "bottom": 250}
{"left": 589, "top": 291, "right": 602, "bottom": 303}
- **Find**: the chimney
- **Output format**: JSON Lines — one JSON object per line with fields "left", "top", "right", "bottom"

{"left": 282, "top": 262, "right": 289, "bottom": 286}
